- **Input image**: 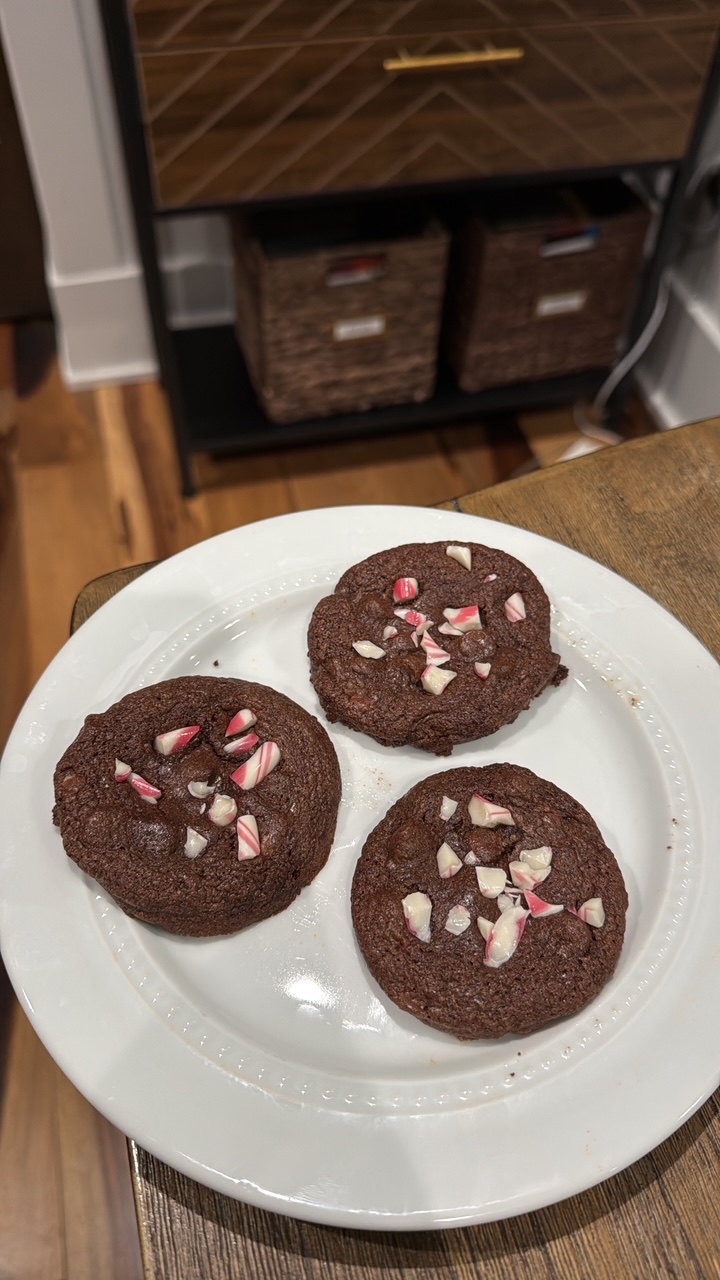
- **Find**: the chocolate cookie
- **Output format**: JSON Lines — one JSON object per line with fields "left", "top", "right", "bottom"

{"left": 308, "top": 541, "right": 566, "bottom": 754}
{"left": 53, "top": 676, "right": 341, "bottom": 936}
{"left": 351, "top": 764, "right": 627, "bottom": 1040}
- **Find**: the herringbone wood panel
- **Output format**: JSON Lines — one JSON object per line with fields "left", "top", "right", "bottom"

{"left": 131, "top": 7, "right": 719, "bottom": 206}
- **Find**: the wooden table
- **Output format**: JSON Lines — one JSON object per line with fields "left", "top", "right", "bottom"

{"left": 73, "top": 420, "right": 720, "bottom": 1280}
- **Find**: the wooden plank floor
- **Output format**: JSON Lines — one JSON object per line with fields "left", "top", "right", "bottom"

{"left": 0, "top": 324, "right": 655, "bottom": 1279}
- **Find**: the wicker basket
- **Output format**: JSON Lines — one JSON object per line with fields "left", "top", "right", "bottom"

{"left": 444, "top": 184, "right": 651, "bottom": 393}
{"left": 232, "top": 207, "right": 449, "bottom": 424}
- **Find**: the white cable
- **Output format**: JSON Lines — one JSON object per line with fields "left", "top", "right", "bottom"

{"left": 592, "top": 270, "right": 671, "bottom": 415}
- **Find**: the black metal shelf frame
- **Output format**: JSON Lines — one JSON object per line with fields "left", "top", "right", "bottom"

{"left": 99, "top": 0, "right": 720, "bottom": 497}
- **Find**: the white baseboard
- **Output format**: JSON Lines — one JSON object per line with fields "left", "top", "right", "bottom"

{"left": 50, "top": 267, "right": 159, "bottom": 388}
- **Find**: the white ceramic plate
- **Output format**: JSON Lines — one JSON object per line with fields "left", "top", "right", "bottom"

{"left": 1, "top": 505, "right": 719, "bottom": 1230}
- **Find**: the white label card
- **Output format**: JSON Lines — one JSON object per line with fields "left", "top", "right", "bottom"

{"left": 535, "top": 290, "right": 588, "bottom": 318}
{"left": 332, "top": 315, "right": 386, "bottom": 342}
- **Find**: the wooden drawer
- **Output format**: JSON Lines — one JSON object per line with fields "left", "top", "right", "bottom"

{"left": 137, "top": 16, "right": 719, "bottom": 209}
{"left": 130, "top": 0, "right": 719, "bottom": 53}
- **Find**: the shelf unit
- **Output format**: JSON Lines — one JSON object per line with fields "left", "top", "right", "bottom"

{"left": 99, "top": 1, "right": 720, "bottom": 495}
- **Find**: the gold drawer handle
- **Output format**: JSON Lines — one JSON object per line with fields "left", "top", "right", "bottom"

{"left": 383, "top": 47, "right": 524, "bottom": 72}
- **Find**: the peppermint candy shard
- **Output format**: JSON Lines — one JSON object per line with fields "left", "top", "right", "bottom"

{"left": 497, "top": 893, "right": 517, "bottom": 913}
{"left": 519, "top": 845, "right": 553, "bottom": 871}
{"left": 445, "top": 905, "right": 471, "bottom": 936}
{"left": 231, "top": 741, "right": 281, "bottom": 791}
{"left": 411, "top": 619, "right": 434, "bottom": 647}
{"left": 382, "top": 625, "right": 398, "bottom": 640}
{"left": 392, "top": 577, "right": 419, "bottom": 603}
{"left": 574, "top": 897, "right": 606, "bottom": 927}
{"left": 352, "top": 640, "right": 386, "bottom": 659}
{"left": 394, "top": 608, "right": 428, "bottom": 629}
{"left": 463, "top": 851, "right": 479, "bottom": 865}
{"left": 474, "top": 662, "right": 492, "bottom": 680}
{"left": 436, "top": 842, "right": 463, "bottom": 879}
{"left": 442, "top": 605, "right": 482, "bottom": 632}
{"left": 402, "top": 891, "right": 432, "bottom": 942}
{"left": 446, "top": 545, "right": 472, "bottom": 571}
{"left": 184, "top": 827, "right": 207, "bottom": 859}
{"left": 237, "top": 813, "right": 260, "bottom": 861}
{"left": 477, "top": 915, "right": 493, "bottom": 942}
{"left": 438, "top": 622, "right": 464, "bottom": 637}
{"left": 208, "top": 793, "right": 237, "bottom": 826}
{"left": 129, "top": 773, "right": 161, "bottom": 804}
{"left": 114, "top": 759, "right": 132, "bottom": 782}
{"left": 153, "top": 725, "right": 202, "bottom": 756}
{"left": 226, "top": 709, "right": 257, "bottom": 737}
{"left": 524, "top": 890, "right": 563, "bottom": 919}
{"left": 484, "top": 574, "right": 498, "bottom": 583}
{"left": 440, "top": 795, "right": 458, "bottom": 820}
{"left": 504, "top": 592, "right": 526, "bottom": 622}
{"left": 222, "top": 731, "right": 260, "bottom": 756}
{"left": 187, "top": 779, "right": 215, "bottom": 799}
{"left": 468, "top": 794, "right": 514, "bottom": 828}
{"left": 421, "top": 666, "right": 457, "bottom": 696}
{"left": 509, "top": 860, "right": 551, "bottom": 891}
{"left": 420, "top": 633, "right": 451, "bottom": 666}
{"left": 475, "top": 866, "right": 507, "bottom": 898}
{"left": 483, "top": 906, "right": 529, "bottom": 969}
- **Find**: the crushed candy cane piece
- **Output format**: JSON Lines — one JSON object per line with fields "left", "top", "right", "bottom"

{"left": 445, "top": 905, "right": 471, "bottom": 935}
{"left": 468, "top": 794, "right": 514, "bottom": 828}
{"left": 411, "top": 619, "right": 434, "bottom": 646}
{"left": 440, "top": 795, "right": 458, "bottom": 820}
{"left": 188, "top": 779, "right": 215, "bottom": 799}
{"left": 446, "top": 545, "right": 472, "bottom": 571}
{"left": 226, "top": 708, "right": 257, "bottom": 737}
{"left": 383, "top": 625, "right": 398, "bottom": 640}
{"left": 353, "top": 640, "right": 386, "bottom": 659}
{"left": 574, "top": 897, "right": 606, "bottom": 927}
{"left": 464, "top": 851, "right": 479, "bottom": 865}
{"left": 208, "top": 793, "right": 237, "bottom": 826}
{"left": 237, "top": 813, "right": 260, "bottom": 860}
{"left": 475, "top": 866, "right": 507, "bottom": 898}
{"left": 421, "top": 665, "right": 457, "bottom": 695}
{"left": 436, "top": 842, "right": 463, "bottom": 879}
{"left": 438, "top": 622, "right": 464, "bottom": 637}
{"left": 153, "top": 725, "right": 201, "bottom": 756}
{"left": 394, "top": 608, "right": 427, "bottom": 628}
{"left": 524, "top": 890, "right": 563, "bottom": 919}
{"left": 184, "top": 827, "right": 207, "bottom": 859}
{"left": 223, "top": 731, "right": 260, "bottom": 756}
{"left": 129, "top": 773, "right": 161, "bottom": 804}
{"left": 483, "top": 574, "right": 498, "bottom": 583}
{"left": 442, "top": 605, "right": 482, "bottom": 632}
{"left": 519, "top": 845, "right": 553, "bottom": 871}
{"left": 484, "top": 905, "right": 529, "bottom": 968}
{"left": 402, "top": 892, "right": 432, "bottom": 942}
{"left": 497, "top": 893, "right": 517, "bottom": 913}
{"left": 114, "top": 759, "right": 132, "bottom": 781}
{"left": 232, "top": 741, "right": 281, "bottom": 791}
{"left": 421, "top": 633, "right": 451, "bottom": 666}
{"left": 393, "top": 577, "right": 418, "bottom": 603}
{"left": 474, "top": 662, "right": 492, "bottom": 680}
{"left": 509, "top": 860, "right": 551, "bottom": 891}
{"left": 477, "top": 915, "right": 493, "bottom": 941}
{"left": 504, "top": 592, "right": 526, "bottom": 622}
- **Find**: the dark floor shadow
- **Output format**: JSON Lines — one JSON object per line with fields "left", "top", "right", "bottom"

{"left": 13, "top": 319, "right": 56, "bottom": 398}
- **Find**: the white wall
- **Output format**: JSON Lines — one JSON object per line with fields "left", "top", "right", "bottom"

{"left": 0, "top": 0, "right": 158, "bottom": 386}
{"left": 638, "top": 88, "right": 720, "bottom": 428}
